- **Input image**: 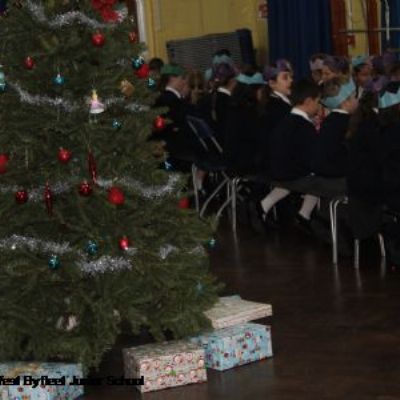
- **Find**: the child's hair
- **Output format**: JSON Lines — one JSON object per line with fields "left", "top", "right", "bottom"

{"left": 149, "top": 57, "right": 164, "bottom": 72}
{"left": 186, "top": 69, "right": 205, "bottom": 105}
{"left": 158, "top": 63, "right": 185, "bottom": 91}
{"left": 213, "top": 48, "right": 232, "bottom": 58}
{"left": 310, "top": 53, "right": 328, "bottom": 63}
{"left": 347, "top": 91, "right": 378, "bottom": 138}
{"left": 378, "top": 81, "right": 400, "bottom": 128}
{"left": 322, "top": 77, "right": 342, "bottom": 98}
{"left": 291, "top": 79, "right": 321, "bottom": 106}
{"left": 324, "top": 56, "right": 350, "bottom": 76}
{"left": 353, "top": 63, "right": 368, "bottom": 75}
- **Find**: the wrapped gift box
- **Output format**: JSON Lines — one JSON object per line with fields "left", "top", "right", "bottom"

{"left": 204, "top": 296, "right": 273, "bottom": 329}
{"left": 190, "top": 323, "right": 273, "bottom": 371}
{"left": 0, "top": 362, "right": 84, "bottom": 400}
{"left": 123, "top": 340, "right": 207, "bottom": 393}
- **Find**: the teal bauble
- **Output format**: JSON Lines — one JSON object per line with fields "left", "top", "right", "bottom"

{"left": 132, "top": 56, "right": 145, "bottom": 70}
{"left": 0, "top": 71, "right": 6, "bottom": 92}
{"left": 53, "top": 73, "right": 65, "bottom": 85}
{"left": 147, "top": 77, "right": 157, "bottom": 89}
{"left": 86, "top": 240, "right": 98, "bottom": 256}
{"left": 208, "top": 238, "right": 217, "bottom": 249}
{"left": 112, "top": 119, "right": 122, "bottom": 130}
{"left": 48, "top": 255, "right": 61, "bottom": 270}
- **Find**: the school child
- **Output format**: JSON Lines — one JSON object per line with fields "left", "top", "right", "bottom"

{"left": 352, "top": 56, "right": 372, "bottom": 99}
{"left": 224, "top": 72, "right": 266, "bottom": 175}
{"left": 321, "top": 56, "right": 350, "bottom": 83}
{"left": 260, "top": 79, "right": 321, "bottom": 228}
{"left": 309, "top": 53, "right": 328, "bottom": 84}
{"left": 313, "top": 78, "right": 358, "bottom": 192}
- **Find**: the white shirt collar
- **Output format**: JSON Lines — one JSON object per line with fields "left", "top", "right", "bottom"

{"left": 291, "top": 107, "right": 313, "bottom": 124}
{"left": 272, "top": 91, "right": 291, "bottom": 105}
{"left": 165, "top": 86, "right": 181, "bottom": 99}
{"left": 331, "top": 109, "right": 349, "bottom": 114}
{"left": 217, "top": 87, "right": 232, "bottom": 96}
{"left": 373, "top": 108, "right": 379, "bottom": 114}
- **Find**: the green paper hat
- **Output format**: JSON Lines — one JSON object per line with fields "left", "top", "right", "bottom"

{"left": 160, "top": 64, "right": 185, "bottom": 77}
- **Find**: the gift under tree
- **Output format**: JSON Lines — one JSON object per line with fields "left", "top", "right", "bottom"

{"left": 0, "top": 0, "right": 220, "bottom": 370}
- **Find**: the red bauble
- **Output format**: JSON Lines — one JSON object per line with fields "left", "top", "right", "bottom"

{"left": 153, "top": 116, "right": 166, "bottom": 131}
{"left": 128, "top": 31, "right": 138, "bottom": 43}
{"left": 0, "top": 154, "right": 9, "bottom": 174}
{"left": 24, "top": 56, "right": 35, "bottom": 70}
{"left": 15, "top": 190, "right": 28, "bottom": 204}
{"left": 58, "top": 148, "right": 72, "bottom": 164}
{"left": 78, "top": 181, "right": 93, "bottom": 196}
{"left": 91, "top": 31, "right": 105, "bottom": 47}
{"left": 135, "top": 63, "right": 150, "bottom": 79}
{"left": 178, "top": 197, "right": 190, "bottom": 209}
{"left": 119, "top": 236, "right": 130, "bottom": 251}
{"left": 108, "top": 186, "right": 125, "bottom": 205}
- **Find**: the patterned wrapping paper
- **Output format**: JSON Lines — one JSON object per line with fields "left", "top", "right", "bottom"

{"left": 0, "top": 362, "right": 84, "bottom": 400}
{"left": 204, "top": 296, "right": 273, "bottom": 329}
{"left": 190, "top": 323, "right": 273, "bottom": 371}
{"left": 123, "top": 340, "right": 207, "bottom": 393}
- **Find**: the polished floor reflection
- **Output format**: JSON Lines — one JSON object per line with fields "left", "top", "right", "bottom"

{"left": 85, "top": 223, "right": 400, "bottom": 400}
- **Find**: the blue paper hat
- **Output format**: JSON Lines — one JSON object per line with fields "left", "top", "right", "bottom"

{"left": 212, "top": 54, "right": 234, "bottom": 65}
{"left": 204, "top": 68, "right": 212, "bottom": 82}
{"left": 322, "top": 79, "right": 356, "bottom": 109}
{"left": 236, "top": 72, "right": 266, "bottom": 86}
{"left": 352, "top": 55, "right": 368, "bottom": 68}
{"left": 378, "top": 86, "right": 400, "bottom": 109}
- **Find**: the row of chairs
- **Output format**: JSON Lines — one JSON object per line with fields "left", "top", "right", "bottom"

{"left": 185, "top": 115, "right": 387, "bottom": 269}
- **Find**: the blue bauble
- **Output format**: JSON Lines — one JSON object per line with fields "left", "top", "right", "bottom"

{"left": 208, "top": 238, "right": 217, "bottom": 249}
{"left": 132, "top": 56, "right": 145, "bottom": 70}
{"left": 53, "top": 73, "right": 65, "bottom": 85}
{"left": 112, "top": 119, "right": 122, "bottom": 130}
{"left": 147, "top": 77, "right": 156, "bottom": 89}
{"left": 48, "top": 255, "right": 61, "bottom": 270}
{"left": 86, "top": 240, "right": 98, "bottom": 256}
{"left": 164, "top": 161, "right": 173, "bottom": 171}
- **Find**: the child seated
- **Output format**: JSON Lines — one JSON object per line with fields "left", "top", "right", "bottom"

{"left": 260, "top": 79, "right": 321, "bottom": 228}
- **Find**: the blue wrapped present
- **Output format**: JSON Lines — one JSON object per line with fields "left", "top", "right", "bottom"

{"left": 0, "top": 362, "right": 84, "bottom": 399}
{"left": 189, "top": 323, "right": 272, "bottom": 371}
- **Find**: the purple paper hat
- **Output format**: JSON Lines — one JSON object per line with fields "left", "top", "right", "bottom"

{"left": 365, "top": 75, "right": 389, "bottom": 93}
{"left": 211, "top": 62, "right": 237, "bottom": 82}
{"left": 323, "top": 56, "right": 349, "bottom": 74}
{"left": 263, "top": 59, "right": 292, "bottom": 81}
{"left": 383, "top": 51, "right": 397, "bottom": 68}
{"left": 372, "top": 55, "right": 385, "bottom": 74}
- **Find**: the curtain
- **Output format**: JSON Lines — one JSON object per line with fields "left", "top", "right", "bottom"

{"left": 267, "top": 0, "right": 333, "bottom": 78}
{"left": 382, "top": 0, "right": 400, "bottom": 51}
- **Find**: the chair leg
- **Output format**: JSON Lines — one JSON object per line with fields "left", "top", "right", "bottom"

{"left": 329, "top": 200, "right": 339, "bottom": 265}
{"left": 199, "top": 176, "right": 229, "bottom": 218}
{"left": 231, "top": 178, "right": 239, "bottom": 234}
{"left": 378, "top": 233, "right": 386, "bottom": 259}
{"left": 354, "top": 239, "right": 360, "bottom": 269}
{"left": 192, "top": 164, "right": 200, "bottom": 213}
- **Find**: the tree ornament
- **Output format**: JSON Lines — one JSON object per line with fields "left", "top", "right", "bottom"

{"left": 153, "top": 116, "right": 166, "bottom": 131}
{"left": 207, "top": 238, "right": 217, "bottom": 249}
{"left": 44, "top": 182, "right": 53, "bottom": 216}
{"left": 196, "top": 282, "right": 204, "bottom": 294}
{"left": 119, "top": 236, "right": 130, "bottom": 251}
{"left": 15, "top": 189, "right": 28, "bottom": 204}
{"left": 128, "top": 31, "right": 138, "bottom": 43}
{"left": 89, "top": 89, "right": 105, "bottom": 115}
{"left": 53, "top": 72, "right": 65, "bottom": 85}
{"left": 178, "top": 197, "right": 190, "bottom": 209}
{"left": 24, "top": 56, "right": 35, "bottom": 70}
{"left": 120, "top": 79, "right": 134, "bottom": 97}
{"left": 164, "top": 161, "right": 173, "bottom": 171}
{"left": 112, "top": 119, "right": 122, "bottom": 130}
{"left": 88, "top": 151, "right": 97, "bottom": 184}
{"left": 57, "top": 148, "right": 72, "bottom": 164}
{"left": 48, "top": 255, "right": 61, "bottom": 270}
{"left": 78, "top": 181, "right": 93, "bottom": 196}
{"left": 147, "top": 77, "right": 157, "bottom": 89}
{"left": 132, "top": 56, "right": 145, "bottom": 70}
{"left": 135, "top": 63, "right": 150, "bottom": 79}
{"left": 91, "top": 31, "right": 105, "bottom": 47}
{"left": 86, "top": 240, "right": 98, "bottom": 256}
{"left": 0, "top": 67, "right": 6, "bottom": 92}
{"left": 0, "top": 153, "right": 9, "bottom": 174}
{"left": 108, "top": 186, "right": 125, "bottom": 205}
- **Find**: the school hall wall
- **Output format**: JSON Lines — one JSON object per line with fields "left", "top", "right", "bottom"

{"left": 142, "top": 0, "right": 268, "bottom": 66}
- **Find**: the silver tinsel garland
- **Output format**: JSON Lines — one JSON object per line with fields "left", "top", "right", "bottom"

{"left": 26, "top": 0, "right": 127, "bottom": 29}
{"left": 10, "top": 82, "right": 148, "bottom": 114}
{"left": 78, "top": 256, "right": 133, "bottom": 275}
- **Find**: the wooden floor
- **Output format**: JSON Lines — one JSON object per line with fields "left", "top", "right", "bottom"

{"left": 85, "top": 221, "right": 400, "bottom": 400}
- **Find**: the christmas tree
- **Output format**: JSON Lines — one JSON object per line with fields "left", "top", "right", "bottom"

{"left": 0, "top": 0, "right": 220, "bottom": 370}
